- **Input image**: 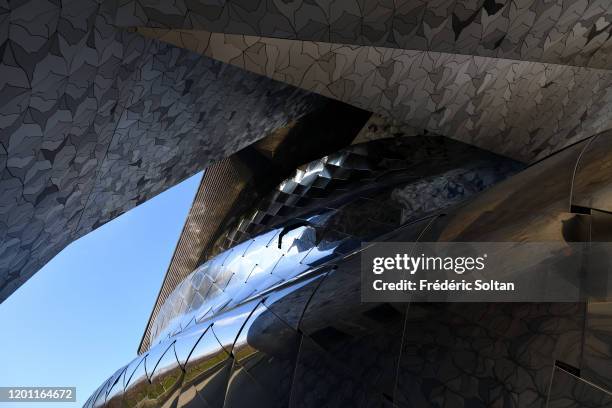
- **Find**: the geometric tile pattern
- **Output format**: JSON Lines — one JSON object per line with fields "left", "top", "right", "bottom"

{"left": 138, "top": 28, "right": 612, "bottom": 162}
{"left": 351, "top": 113, "right": 426, "bottom": 145}
{"left": 8, "top": 0, "right": 612, "bottom": 304}
{"left": 0, "top": 0, "right": 328, "bottom": 301}
{"left": 211, "top": 135, "right": 521, "bottom": 254}
{"left": 117, "top": 0, "right": 612, "bottom": 70}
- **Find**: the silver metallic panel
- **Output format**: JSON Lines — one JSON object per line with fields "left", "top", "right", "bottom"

{"left": 572, "top": 132, "right": 612, "bottom": 213}
{"left": 210, "top": 300, "right": 261, "bottom": 354}
{"left": 180, "top": 327, "right": 231, "bottom": 408}
{"left": 223, "top": 363, "right": 276, "bottom": 408}
{"left": 146, "top": 343, "right": 183, "bottom": 407}
{"left": 263, "top": 273, "right": 330, "bottom": 330}
{"left": 150, "top": 136, "right": 520, "bottom": 344}
{"left": 231, "top": 302, "right": 301, "bottom": 406}
{"left": 104, "top": 366, "right": 128, "bottom": 408}
{"left": 173, "top": 323, "right": 212, "bottom": 371}
{"left": 122, "top": 354, "right": 150, "bottom": 407}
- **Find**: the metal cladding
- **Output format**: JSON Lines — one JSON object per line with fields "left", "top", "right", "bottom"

{"left": 0, "top": 1, "right": 335, "bottom": 301}
{"left": 8, "top": 1, "right": 612, "bottom": 301}
{"left": 148, "top": 136, "right": 521, "bottom": 347}
{"left": 136, "top": 26, "right": 612, "bottom": 163}
{"left": 5, "top": 1, "right": 612, "bottom": 406}
{"left": 89, "top": 132, "right": 612, "bottom": 407}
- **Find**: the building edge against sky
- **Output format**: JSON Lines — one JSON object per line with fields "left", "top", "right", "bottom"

{"left": 3, "top": 1, "right": 612, "bottom": 407}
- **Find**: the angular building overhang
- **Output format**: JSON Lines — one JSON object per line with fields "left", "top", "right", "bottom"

{"left": 5, "top": 0, "right": 612, "bottom": 312}
{"left": 137, "top": 101, "right": 372, "bottom": 353}
{"left": 94, "top": 125, "right": 612, "bottom": 407}
{"left": 137, "top": 109, "right": 526, "bottom": 353}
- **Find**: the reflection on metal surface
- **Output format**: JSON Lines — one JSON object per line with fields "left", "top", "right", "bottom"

{"left": 572, "top": 130, "right": 612, "bottom": 213}
{"left": 88, "top": 133, "right": 612, "bottom": 407}
{"left": 150, "top": 136, "right": 520, "bottom": 346}
{"left": 212, "top": 136, "right": 522, "bottom": 253}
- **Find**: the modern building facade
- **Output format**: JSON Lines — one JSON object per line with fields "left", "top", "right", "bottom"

{"left": 87, "top": 126, "right": 612, "bottom": 407}
{"left": 2, "top": 1, "right": 612, "bottom": 407}
{"left": 7, "top": 0, "right": 612, "bottom": 301}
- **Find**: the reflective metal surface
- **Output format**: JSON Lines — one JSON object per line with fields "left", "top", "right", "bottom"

{"left": 150, "top": 136, "right": 521, "bottom": 346}
{"left": 88, "top": 133, "right": 612, "bottom": 407}
{"left": 572, "top": 130, "right": 612, "bottom": 213}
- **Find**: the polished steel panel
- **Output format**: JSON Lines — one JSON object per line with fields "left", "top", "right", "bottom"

{"left": 231, "top": 303, "right": 301, "bottom": 406}
{"left": 146, "top": 343, "right": 183, "bottom": 407}
{"left": 144, "top": 341, "right": 175, "bottom": 383}
{"left": 290, "top": 335, "right": 383, "bottom": 407}
{"left": 151, "top": 221, "right": 350, "bottom": 344}
{"left": 122, "top": 354, "right": 147, "bottom": 391}
{"left": 122, "top": 354, "right": 150, "bottom": 407}
{"left": 91, "top": 376, "right": 112, "bottom": 408}
{"left": 93, "top": 133, "right": 610, "bottom": 406}
{"left": 418, "top": 141, "right": 590, "bottom": 242}
{"left": 263, "top": 273, "right": 330, "bottom": 330}
{"left": 177, "top": 358, "right": 234, "bottom": 408}
{"left": 104, "top": 365, "right": 128, "bottom": 408}
{"left": 223, "top": 362, "right": 275, "bottom": 408}
{"left": 396, "top": 301, "right": 587, "bottom": 406}
{"left": 173, "top": 323, "right": 212, "bottom": 370}
{"left": 289, "top": 218, "right": 431, "bottom": 405}
{"left": 298, "top": 263, "right": 403, "bottom": 400}
{"left": 178, "top": 326, "right": 231, "bottom": 408}
{"left": 86, "top": 379, "right": 108, "bottom": 408}
{"left": 210, "top": 300, "right": 261, "bottom": 354}
{"left": 572, "top": 132, "right": 612, "bottom": 213}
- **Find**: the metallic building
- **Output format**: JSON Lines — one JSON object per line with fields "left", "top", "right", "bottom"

{"left": 2, "top": 1, "right": 612, "bottom": 407}
{"left": 8, "top": 0, "right": 612, "bottom": 301}
{"left": 87, "top": 127, "right": 612, "bottom": 407}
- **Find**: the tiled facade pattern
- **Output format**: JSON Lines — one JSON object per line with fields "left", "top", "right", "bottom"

{"left": 0, "top": 0, "right": 328, "bottom": 300}
{"left": 139, "top": 27, "right": 612, "bottom": 162}
{"left": 117, "top": 0, "right": 612, "bottom": 70}
{"left": 7, "top": 0, "right": 612, "bottom": 301}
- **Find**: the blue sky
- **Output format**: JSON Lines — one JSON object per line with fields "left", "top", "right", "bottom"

{"left": 0, "top": 172, "right": 202, "bottom": 407}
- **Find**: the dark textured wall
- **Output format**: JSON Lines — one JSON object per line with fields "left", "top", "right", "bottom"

{"left": 137, "top": 27, "right": 612, "bottom": 162}
{"left": 0, "top": 1, "right": 327, "bottom": 300}
{"left": 116, "top": 0, "right": 612, "bottom": 69}
{"left": 114, "top": 1, "right": 612, "bottom": 162}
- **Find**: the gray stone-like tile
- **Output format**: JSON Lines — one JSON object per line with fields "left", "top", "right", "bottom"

{"left": 0, "top": 0, "right": 328, "bottom": 301}
{"left": 396, "top": 303, "right": 586, "bottom": 407}
{"left": 139, "top": 28, "right": 612, "bottom": 163}
{"left": 548, "top": 367, "right": 612, "bottom": 408}
{"left": 117, "top": 0, "right": 612, "bottom": 70}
